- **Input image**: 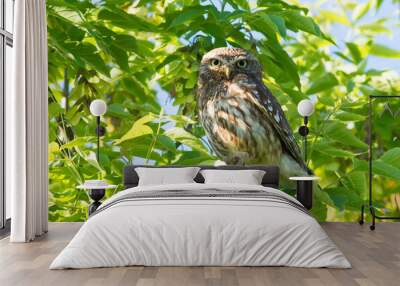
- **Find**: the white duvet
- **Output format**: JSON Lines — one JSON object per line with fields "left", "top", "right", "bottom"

{"left": 50, "top": 183, "right": 351, "bottom": 269}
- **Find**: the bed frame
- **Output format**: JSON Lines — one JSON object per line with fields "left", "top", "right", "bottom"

{"left": 123, "top": 165, "right": 280, "bottom": 189}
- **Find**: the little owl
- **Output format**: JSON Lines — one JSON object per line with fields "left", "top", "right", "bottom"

{"left": 197, "top": 47, "right": 308, "bottom": 178}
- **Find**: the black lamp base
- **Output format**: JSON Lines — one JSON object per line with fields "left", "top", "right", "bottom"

{"left": 95, "top": 116, "right": 106, "bottom": 163}
{"left": 88, "top": 189, "right": 105, "bottom": 216}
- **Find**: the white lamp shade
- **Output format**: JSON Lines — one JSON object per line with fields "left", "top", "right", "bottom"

{"left": 90, "top": 99, "right": 107, "bottom": 116}
{"left": 297, "top": 99, "right": 315, "bottom": 117}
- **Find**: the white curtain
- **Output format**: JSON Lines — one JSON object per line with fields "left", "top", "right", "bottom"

{"left": 8, "top": 0, "right": 48, "bottom": 242}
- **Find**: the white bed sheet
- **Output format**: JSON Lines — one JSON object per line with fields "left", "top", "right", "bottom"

{"left": 50, "top": 183, "right": 350, "bottom": 269}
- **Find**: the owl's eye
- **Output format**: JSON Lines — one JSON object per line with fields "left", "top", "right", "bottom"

{"left": 210, "top": 59, "right": 221, "bottom": 67}
{"left": 236, "top": 59, "right": 248, "bottom": 68}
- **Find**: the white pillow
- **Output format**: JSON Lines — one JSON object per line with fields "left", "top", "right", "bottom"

{"left": 135, "top": 167, "right": 200, "bottom": 186}
{"left": 200, "top": 169, "right": 266, "bottom": 185}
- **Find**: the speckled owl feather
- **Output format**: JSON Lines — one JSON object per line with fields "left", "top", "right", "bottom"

{"left": 197, "top": 47, "right": 308, "bottom": 178}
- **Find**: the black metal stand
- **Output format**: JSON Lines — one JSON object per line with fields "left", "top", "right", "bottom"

{"left": 95, "top": 116, "right": 106, "bottom": 162}
{"left": 88, "top": 189, "right": 105, "bottom": 216}
{"left": 296, "top": 180, "right": 313, "bottom": 210}
{"left": 298, "top": 116, "right": 309, "bottom": 163}
{"left": 359, "top": 95, "right": 400, "bottom": 230}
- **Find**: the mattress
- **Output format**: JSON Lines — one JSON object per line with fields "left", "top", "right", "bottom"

{"left": 50, "top": 183, "right": 351, "bottom": 269}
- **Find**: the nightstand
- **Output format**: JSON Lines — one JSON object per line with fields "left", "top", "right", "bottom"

{"left": 77, "top": 183, "right": 117, "bottom": 215}
{"left": 289, "top": 176, "right": 320, "bottom": 210}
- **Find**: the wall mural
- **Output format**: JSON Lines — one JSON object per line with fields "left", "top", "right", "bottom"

{"left": 47, "top": 0, "right": 400, "bottom": 222}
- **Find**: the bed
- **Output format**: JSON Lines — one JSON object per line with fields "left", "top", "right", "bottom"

{"left": 50, "top": 165, "right": 350, "bottom": 269}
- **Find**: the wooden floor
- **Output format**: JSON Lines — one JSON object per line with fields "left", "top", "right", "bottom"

{"left": 0, "top": 223, "right": 399, "bottom": 286}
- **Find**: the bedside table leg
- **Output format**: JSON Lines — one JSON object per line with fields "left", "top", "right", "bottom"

{"left": 88, "top": 189, "right": 105, "bottom": 216}
{"left": 297, "top": 181, "right": 313, "bottom": 210}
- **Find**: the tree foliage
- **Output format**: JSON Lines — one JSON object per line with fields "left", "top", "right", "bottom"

{"left": 47, "top": 0, "right": 400, "bottom": 222}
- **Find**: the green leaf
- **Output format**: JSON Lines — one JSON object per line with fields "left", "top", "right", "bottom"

{"left": 313, "top": 143, "right": 355, "bottom": 158}
{"left": 352, "top": 2, "right": 370, "bottom": 21}
{"left": 58, "top": 212, "right": 86, "bottom": 222}
{"left": 120, "top": 142, "right": 164, "bottom": 162}
{"left": 246, "top": 12, "right": 279, "bottom": 39}
{"left": 269, "top": 15, "right": 287, "bottom": 37}
{"left": 310, "top": 200, "right": 327, "bottom": 221}
{"left": 352, "top": 158, "right": 368, "bottom": 172}
{"left": 108, "top": 44, "right": 129, "bottom": 71}
{"left": 306, "top": 73, "right": 339, "bottom": 95}
{"left": 135, "top": 39, "right": 154, "bottom": 57}
{"left": 113, "top": 34, "right": 137, "bottom": 51}
{"left": 376, "top": 0, "right": 384, "bottom": 10}
{"left": 319, "top": 10, "right": 350, "bottom": 26}
{"left": 167, "top": 115, "right": 197, "bottom": 127}
{"left": 47, "top": 0, "right": 94, "bottom": 12}
{"left": 369, "top": 44, "right": 400, "bottom": 58}
{"left": 164, "top": 128, "right": 210, "bottom": 154}
{"left": 257, "top": 0, "right": 309, "bottom": 14}
{"left": 334, "top": 111, "right": 365, "bottom": 121}
{"left": 343, "top": 171, "right": 367, "bottom": 196}
{"left": 48, "top": 142, "right": 60, "bottom": 161}
{"left": 168, "top": 6, "right": 206, "bottom": 28}
{"left": 346, "top": 42, "right": 363, "bottom": 63}
{"left": 122, "top": 77, "right": 147, "bottom": 100}
{"left": 85, "top": 151, "right": 104, "bottom": 173}
{"left": 260, "top": 41, "right": 301, "bottom": 89}
{"left": 107, "top": 103, "right": 131, "bottom": 118}
{"left": 353, "top": 158, "right": 400, "bottom": 181}
{"left": 334, "top": 51, "right": 353, "bottom": 63}
{"left": 230, "top": 0, "right": 250, "bottom": 10}
{"left": 380, "top": 147, "right": 400, "bottom": 169}
{"left": 156, "top": 135, "right": 177, "bottom": 152}
{"left": 324, "top": 122, "right": 368, "bottom": 149}
{"left": 156, "top": 55, "right": 181, "bottom": 70}
{"left": 329, "top": 185, "right": 363, "bottom": 210}
{"left": 327, "top": 187, "right": 347, "bottom": 210}
{"left": 60, "top": 137, "right": 94, "bottom": 150}
{"left": 283, "top": 11, "right": 322, "bottom": 37}
{"left": 315, "top": 185, "right": 335, "bottom": 206}
{"left": 359, "top": 23, "right": 391, "bottom": 35}
{"left": 97, "top": 8, "right": 156, "bottom": 32}
{"left": 65, "top": 160, "right": 83, "bottom": 183}
{"left": 48, "top": 102, "right": 63, "bottom": 117}
{"left": 70, "top": 43, "right": 110, "bottom": 76}
{"left": 115, "top": 114, "right": 155, "bottom": 144}
{"left": 173, "top": 151, "right": 215, "bottom": 165}
{"left": 373, "top": 160, "right": 400, "bottom": 181}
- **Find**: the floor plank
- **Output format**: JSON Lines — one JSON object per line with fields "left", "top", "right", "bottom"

{"left": 0, "top": 222, "right": 398, "bottom": 286}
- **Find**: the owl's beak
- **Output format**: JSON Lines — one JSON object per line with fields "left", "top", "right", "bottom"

{"left": 224, "top": 66, "right": 233, "bottom": 80}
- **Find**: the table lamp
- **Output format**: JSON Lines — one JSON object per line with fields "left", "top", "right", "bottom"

{"left": 297, "top": 99, "right": 315, "bottom": 163}
{"left": 89, "top": 99, "right": 107, "bottom": 163}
